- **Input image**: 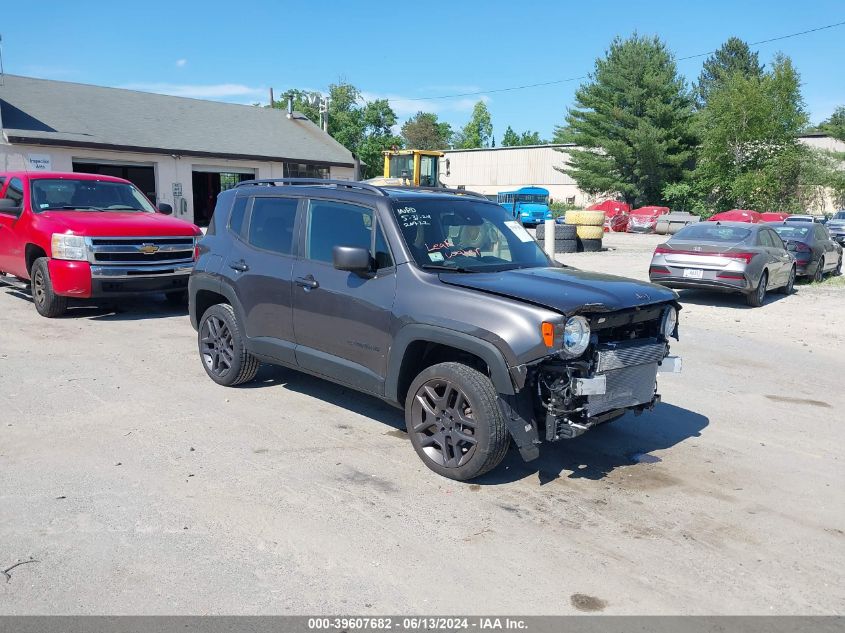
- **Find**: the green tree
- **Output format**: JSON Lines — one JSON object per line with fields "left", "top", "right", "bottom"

{"left": 400, "top": 112, "right": 453, "bottom": 149}
{"left": 502, "top": 127, "right": 545, "bottom": 146}
{"left": 455, "top": 101, "right": 493, "bottom": 149}
{"left": 274, "top": 82, "right": 401, "bottom": 178}
{"left": 557, "top": 34, "right": 695, "bottom": 206}
{"left": 694, "top": 54, "right": 809, "bottom": 211}
{"left": 696, "top": 37, "right": 764, "bottom": 108}
{"left": 818, "top": 106, "right": 845, "bottom": 141}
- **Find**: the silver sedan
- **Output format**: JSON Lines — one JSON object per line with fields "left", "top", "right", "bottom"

{"left": 648, "top": 222, "right": 795, "bottom": 307}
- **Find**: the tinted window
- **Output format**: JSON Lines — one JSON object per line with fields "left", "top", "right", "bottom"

{"left": 768, "top": 230, "right": 785, "bottom": 250}
{"left": 247, "top": 197, "right": 298, "bottom": 254}
{"left": 675, "top": 224, "right": 751, "bottom": 242}
{"left": 0, "top": 177, "right": 5, "bottom": 189}
{"left": 814, "top": 224, "right": 829, "bottom": 241}
{"left": 758, "top": 231, "right": 774, "bottom": 247}
{"left": 4, "top": 178, "right": 23, "bottom": 205}
{"left": 773, "top": 225, "right": 810, "bottom": 240}
{"left": 307, "top": 200, "right": 375, "bottom": 264}
{"left": 229, "top": 196, "right": 248, "bottom": 236}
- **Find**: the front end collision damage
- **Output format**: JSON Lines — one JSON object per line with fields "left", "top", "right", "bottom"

{"left": 501, "top": 302, "right": 682, "bottom": 461}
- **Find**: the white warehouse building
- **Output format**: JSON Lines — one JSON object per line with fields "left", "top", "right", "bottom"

{"left": 440, "top": 144, "right": 594, "bottom": 205}
{"left": 0, "top": 75, "right": 356, "bottom": 227}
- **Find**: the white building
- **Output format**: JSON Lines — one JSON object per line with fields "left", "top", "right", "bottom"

{"left": 440, "top": 144, "right": 593, "bottom": 205}
{"left": 0, "top": 75, "right": 356, "bottom": 226}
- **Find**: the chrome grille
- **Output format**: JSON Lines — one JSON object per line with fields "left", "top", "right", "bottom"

{"left": 586, "top": 363, "right": 658, "bottom": 416}
{"left": 595, "top": 342, "right": 666, "bottom": 373}
{"left": 87, "top": 236, "right": 195, "bottom": 266}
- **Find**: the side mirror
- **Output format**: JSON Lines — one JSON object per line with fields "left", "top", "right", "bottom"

{"left": 333, "top": 245, "right": 372, "bottom": 275}
{"left": 0, "top": 199, "right": 22, "bottom": 217}
{"left": 157, "top": 203, "right": 173, "bottom": 215}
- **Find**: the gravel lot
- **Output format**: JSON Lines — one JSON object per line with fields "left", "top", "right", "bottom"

{"left": 1, "top": 231, "right": 843, "bottom": 615}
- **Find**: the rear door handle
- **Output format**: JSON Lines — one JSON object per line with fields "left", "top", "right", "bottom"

{"left": 228, "top": 260, "right": 249, "bottom": 272}
{"left": 295, "top": 275, "right": 319, "bottom": 290}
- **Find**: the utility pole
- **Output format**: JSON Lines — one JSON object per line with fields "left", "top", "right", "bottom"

{"left": 320, "top": 96, "right": 329, "bottom": 133}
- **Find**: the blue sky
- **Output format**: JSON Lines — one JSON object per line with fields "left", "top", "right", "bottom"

{"left": 2, "top": 0, "right": 843, "bottom": 141}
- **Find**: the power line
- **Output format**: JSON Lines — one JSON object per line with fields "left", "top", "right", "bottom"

{"left": 396, "top": 19, "right": 845, "bottom": 102}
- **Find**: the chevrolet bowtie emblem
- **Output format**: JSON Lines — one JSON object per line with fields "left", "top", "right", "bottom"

{"left": 139, "top": 244, "right": 160, "bottom": 255}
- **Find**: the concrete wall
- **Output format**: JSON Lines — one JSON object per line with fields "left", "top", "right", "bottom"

{"left": 440, "top": 145, "right": 595, "bottom": 205}
{"left": 799, "top": 135, "right": 845, "bottom": 213}
{"left": 0, "top": 142, "right": 355, "bottom": 224}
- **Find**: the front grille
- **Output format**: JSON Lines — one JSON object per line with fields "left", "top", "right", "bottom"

{"left": 586, "top": 363, "right": 658, "bottom": 416}
{"left": 590, "top": 305, "right": 664, "bottom": 345}
{"left": 595, "top": 342, "right": 667, "bottom": 372}
{"left": 88, "top": 237, "right": 195, "bottom": 266}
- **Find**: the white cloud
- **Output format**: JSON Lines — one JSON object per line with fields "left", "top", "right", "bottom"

{"left": 361, "top": 91, "right": 489, "bottom": 118}
{"left": 121, "top": 82, "right": 266, "bottom": 101}
{"left": 175, "top": 59, "right": 188, "bottom": 68}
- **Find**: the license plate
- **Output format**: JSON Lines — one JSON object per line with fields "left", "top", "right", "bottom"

{"left": 683, "top": 268, "right": 704, "bottom": 279}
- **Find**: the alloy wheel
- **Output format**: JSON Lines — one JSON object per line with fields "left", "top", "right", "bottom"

{"left": 786, "top": 267, "right": 795, "bottom": 293}
{"left": 410, "top": 378, "right": 478, "bottom": 469}
{"left": 200, "top": 315, "right": 234, "bottom": 377}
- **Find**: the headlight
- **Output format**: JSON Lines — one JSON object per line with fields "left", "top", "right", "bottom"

{"left": 51, "top": 233, "right": 87, "bottom": 261}
{"left": 562, "top": 315, "right": 590, "bottom": 357}
{"left": 660, "top": 306, "right": 678, "bottom": 339}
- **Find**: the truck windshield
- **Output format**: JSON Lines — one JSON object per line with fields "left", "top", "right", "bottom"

{"left": 30, "top": 179, "right": 156, "bottom": 213}
{"left": 392, "top": 198, "right": 551, "bottom": 272}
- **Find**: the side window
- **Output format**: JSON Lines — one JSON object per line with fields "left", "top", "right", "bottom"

{"left": 306, "top": 200, "right": 375, "bottom": 264}
{"left": 4, "top": 178, "right": 24, "bottom": 205}
{"left": 758, "top": 231, "right": 773, "bottom": 247}
{"left": 228, "top": 196, "right": 248, "bottom": 236}
{"left": 374, "top": 226, "right": 394, "bottom": 269}
{"left": 247, "top": 197, "right": 298, "bottom": 255}
{"left": 815, "top": 224, "right": 828, "bottom": 241}
{"left": 0, "top": 177, "right": 6, "bottom": 190}
{"left": 768, "top": 230, "right": 785, "bottom": 250}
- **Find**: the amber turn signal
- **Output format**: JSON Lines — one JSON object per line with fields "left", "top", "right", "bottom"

{"left": 541, "top": 322, "right": 555, "bottom": 348}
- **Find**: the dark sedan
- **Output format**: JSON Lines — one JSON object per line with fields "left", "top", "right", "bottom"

{"left": 826, "top": 210, "right": 845, "bottom": 246}
{"left": 771, "top": 222, "right": 843, "bottom": 282}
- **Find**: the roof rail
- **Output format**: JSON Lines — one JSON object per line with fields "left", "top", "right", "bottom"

{"left": 386, "top": 185, "right": 490, "bottom": 200}
{"left": 234, "top": 178, "right": 389, "bottom": 196}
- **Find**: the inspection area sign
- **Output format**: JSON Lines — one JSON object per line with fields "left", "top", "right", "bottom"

{"left": 27, "top": 154, "right": 52, "bottom": 171}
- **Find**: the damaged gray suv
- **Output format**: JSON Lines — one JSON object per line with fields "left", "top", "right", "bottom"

{"left": 189, "top": 180, "right": 682, "bottom": 481}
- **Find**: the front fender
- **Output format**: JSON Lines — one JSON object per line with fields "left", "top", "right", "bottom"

{"left": 385, "top": 324, "right": 516, "bottom": 404}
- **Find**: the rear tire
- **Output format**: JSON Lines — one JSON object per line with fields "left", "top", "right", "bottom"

{"left": 813, "top": 257, "right": 825, "bottom": 283}
{"left": 405, "top": 362, "right": 509, "bottom": 481}
{"left": 31, "top": 258, "right": 68, "bottom": 318}
{"left": 835, "top": 255, "right": 842, "bottom": 276}
{"left": 747, "top": 271, "right": 768, "bottom": 307}
{"left": 198, "top": 303, "right": 259, "bottom": 386}
{"left": 778, "top": 266, "right": 796, "bottom": 295}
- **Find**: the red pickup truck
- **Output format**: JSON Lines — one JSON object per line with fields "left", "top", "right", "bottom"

{"left": 0, "top": 171, "right": 201, "bottom": 317}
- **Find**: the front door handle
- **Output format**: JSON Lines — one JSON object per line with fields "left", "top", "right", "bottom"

{"left": 228, "top": 260, "right": 249, "bottom": 272}
{"left": 295, "top": 275, "right": 319, "bottom": 290}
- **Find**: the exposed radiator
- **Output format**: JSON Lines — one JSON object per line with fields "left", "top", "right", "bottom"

{"left": 595, "top": 342, "right": 666, "bottom": 373}
{"left": 586, "top": 362, "right": 659, "bottom": 416}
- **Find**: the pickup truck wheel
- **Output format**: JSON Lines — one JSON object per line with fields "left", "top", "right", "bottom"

{"left": 31, "top": 258, "right": 68, "bottom": 318}
{"left": 198, "top": 303, "right": 259, "bottom": 386}
{"left": 405, "top": 362, "right": 509, "bottom": 481}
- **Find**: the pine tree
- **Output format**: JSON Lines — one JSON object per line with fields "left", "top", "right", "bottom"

{"left": 557, "top": 34, "right": 695, "bottom": 206}
{"left": 697, "top": 37, "right": 764, "bottom": 108}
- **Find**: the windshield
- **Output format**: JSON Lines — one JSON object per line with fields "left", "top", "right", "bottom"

{"left": 31, "top": 178, "right": 156, "bottom": 213}
{"left": 675, "top": 224, "right": 752, "bottom": 242}
{"left": 393, "top": 198, "right": 551, "bottom": 272}
{"left": 773, "top": 225, "right": 810, "bottom": 239}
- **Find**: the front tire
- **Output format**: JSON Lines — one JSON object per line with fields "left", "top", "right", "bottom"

{"left": 747, "top": 271, "right": 768, "bottom": 307}
{"left": 31, "top": 258, "right": 68, "bottom": 318}
{"left": 198, "top": 303, "right": 259, "bottom": 386}
{"left": 405, "top": 362, "right": 510, "bottom": 481}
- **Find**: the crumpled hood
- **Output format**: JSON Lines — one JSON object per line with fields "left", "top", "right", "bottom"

{"left": 33, "top": 211, "right": 201, "bottom": 237}
{"left": 439, "top": 266, "right": 677, "bottom": 315}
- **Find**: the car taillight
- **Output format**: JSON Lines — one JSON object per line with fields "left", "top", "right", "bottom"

{"left": 655, "top": 246, "right": 754, "bottom": 264}
{"left": 649, "top": 265, "right": 670, "bottom": 275}
{"left": 193, "top": 240, "right": 200, "bottom": 261}
{"left": 794, "top": 242, "right": 811, "bottom": 253}
{"left": 717, "top": 272, "right": 745, "bottom": 280}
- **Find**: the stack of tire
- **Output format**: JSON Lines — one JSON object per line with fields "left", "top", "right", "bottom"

{"left": 564, "top": 209, "right": 606, "bottom": 252}
{"left": 535, "top": 222, "right": 578, "bottom": 253}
